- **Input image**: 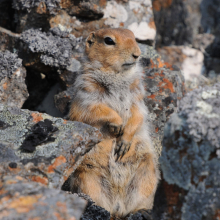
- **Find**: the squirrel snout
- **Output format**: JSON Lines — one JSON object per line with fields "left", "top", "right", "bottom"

{"left": 132, "top": 48, "right": 141, "bottom": 60}
{"left": 132, "top": 54, "right": 139, "bottom": 59}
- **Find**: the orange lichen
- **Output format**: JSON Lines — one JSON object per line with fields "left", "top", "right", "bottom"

{"left": 57, "top": 201, "right": 67, "bottom": 212}
{"left": 164, "top": 62, "right": 174, "bottom": 70}
{"left": 99, "top": 0, "right": 107, "bottom": 7}
{"left": 31, "top": 113, "right": 43, "bottom": 123}
{"left": 8, "top": 195, "right": 41, "bottom": 213}
{"left": 147, "top": 94, "right": 156, "bottom": 99}
{"left": 31, "top": 176, "right": 48, "bottom": 185}
{"left": 155, "top": 127, "right": 159, "bottom": 133}
{"left": 148, "top": 19, "right": 156, "bottom": 30}
{"left": 36, "top": 1, "right": 47, "bottom": 14}
{"left": 3, "top": 82, "right": 7, "bottom": 90}
{"left": 152, "top": 0, "right": 173, "bottom": 11}
{"left": 60, "top": 0, "right": 71, "bottom": 8}
{"left": 158, "top": 78, "right": 174, "bottom": 93}
{"left": 48, "top": 155, "right": 67, "bottom": 173}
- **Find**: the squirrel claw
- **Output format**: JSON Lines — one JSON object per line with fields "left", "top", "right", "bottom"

{"left": 115, "top": 140, "right": 131, "bottom": 161}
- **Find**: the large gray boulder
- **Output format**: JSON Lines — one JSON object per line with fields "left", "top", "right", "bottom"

{"left": 155, "top": 83, "right": 220, "bottom": 220}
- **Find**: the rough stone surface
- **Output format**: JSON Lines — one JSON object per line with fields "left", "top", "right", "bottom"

{"left": 136, "top": 45, "right": 185, "bottom": 154}
{"left": 152, "top": 0, "right": 220, "bottom": 89}
{"left": 20, "top": 28, "right": 84, "bottom": 70}
{"left": 0, "top": 50, "right": 29, "bottom": 108}
{"left": 158, "top": 46, "right": 204, "bottom": 81}
{"left": 0, "top": 27, "right": 21, "bottom": 52}
{"left": 0, "top": 176, "right": 86, "bottom": 220}
{"left": 155, "top": 83, "right": 220, "bottom": 220}
{"left": 12, "top": 0, "right": 155, "bottom": 41}
{"left": 0, "top": 104, "right": 102, "bottom": 189}
{"left": 152, "top": 0, "right": 193, "bottom": 47}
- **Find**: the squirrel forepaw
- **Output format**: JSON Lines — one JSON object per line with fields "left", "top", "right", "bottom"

{"left": 108, "top": 123, "right": 123, "bottom": 137}
{"left": 114, "top": 139, "right": 131, "bottom": 161}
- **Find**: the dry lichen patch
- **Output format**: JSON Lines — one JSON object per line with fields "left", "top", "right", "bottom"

{"left": 152, "top": 0, "right": 173, "bottom": 11}
{"left": 8, "top": 195, "right": 42, "bottom": 213}
{"left": 158, "top": 78, "right": 175, "bottom": 93}
{"left": 31, "top": 176, "right": 48, "bottom": 185}
{"left": 47, "top": 155, "right": 67, "bottom": 173}
{"left": 31, "top": 113, "right": 43, "bottom": 123}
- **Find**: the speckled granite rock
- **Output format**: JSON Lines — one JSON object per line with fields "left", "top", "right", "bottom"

{"left": 0, "top": 176, "right": 86, "bottom": 220}
{"left": 154, "top": 83, "right": 220, "bottom": 220}
{"left": 0, "top": 104, "right": 102, "bottom": 189}
{"left": 0, "top": 50, "right": 28, "bottom": 108}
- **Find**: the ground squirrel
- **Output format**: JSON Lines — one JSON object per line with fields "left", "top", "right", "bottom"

{"left": 68, "top": 28, "right": 159, "bottom": 219}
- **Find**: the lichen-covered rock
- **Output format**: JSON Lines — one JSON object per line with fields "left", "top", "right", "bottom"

{"left": 12, "top": 0, "right": 155, "bottom": 41}
{"left": 0, "top": 50, "right": 29, "bottom": 108}
{"left": 19, "top": 28, "right": 84, "bottom": 71}
{"left": 155, "top": 83, "right": 220, "bottom": 220}
{"left": 0, "top": 104, "right": 102, "bottom": 189}
{"left": 158, "top": 46, "right": 204, "bottom": 81}
{"left": 152, "top": 0, "right": 220, "bottom": 47}
{"left": 140, "top": 45, "right": 185, "bottom": 154}
{"left": 0, "top": 176, "right": 86, "bottom": 220}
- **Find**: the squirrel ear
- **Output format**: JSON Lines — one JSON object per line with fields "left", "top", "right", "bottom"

{"left": 86, "top": 32, "right": 95, "bottom": 48}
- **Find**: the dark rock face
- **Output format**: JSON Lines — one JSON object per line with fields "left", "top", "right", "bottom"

{"left": 152, "top": 0, "right": 193, "bottom": 47}
{"left": 155, "top": 83, "right": 220, "bottom": 220}
{"left": 0, "top": 50, "right": 28, "bottom": 108}
{"left": 0, "top": 0, "right": 14, "bottom": 31}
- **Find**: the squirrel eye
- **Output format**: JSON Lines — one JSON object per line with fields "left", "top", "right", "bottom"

{"left": 104, "top": 37, "right": 115, "bottom": 45}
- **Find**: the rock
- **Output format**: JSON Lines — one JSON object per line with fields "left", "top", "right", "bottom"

{"left": 157, "top": 45, "right": 220, "bottom": 92}
{"left": 0, "top": 27, "right": 21, "bottom": 56}
{"left": 0, "top": 104, "right": 102, "bottom": 189}
{"left": 152, "top": 0, "right": 194, "bottom": 47}
{"left": 0, "top": 50, "right": 29, "bottom": 108}
{"left": 12, "top": 0, "right": 155, "bottom": 41}
{"left": 0, "top": 176, "right": 86, "bottom": 220}
{"left": 0, "top": 0, "right": 14, "bottom": 30}
{"left": 154, "top": 83, "right": 220, "bottom": 219}
{"left": 205, "top": 37, "right": 220, "bottom": 74}
{"left": 158, "top": 46, "right": 204, "bottom": 81}
{"left": 19, "top": 28, "right": 84, "bottom": 72}
{"left": 140, "top": 45, "right": 185, "bottom": 154}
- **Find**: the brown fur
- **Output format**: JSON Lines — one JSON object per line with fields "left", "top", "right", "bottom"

{"left": 69, "top": 28, "right": 159, "bottom": 219}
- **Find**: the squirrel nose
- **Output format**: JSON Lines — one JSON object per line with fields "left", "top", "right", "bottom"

{"left": 133, "top": 54, "right": 139, "bottom": 59}
{"left": 132, "top": 48, "right": 141, "bottom": 59}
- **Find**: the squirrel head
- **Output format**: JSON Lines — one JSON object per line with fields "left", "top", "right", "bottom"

{"left": 85, "top": 28, "right": 141, "bottom": 74}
